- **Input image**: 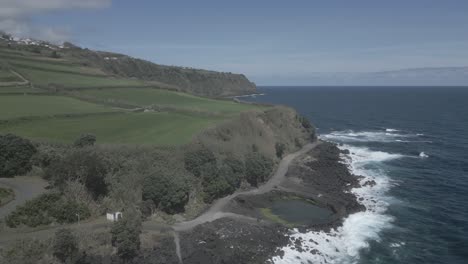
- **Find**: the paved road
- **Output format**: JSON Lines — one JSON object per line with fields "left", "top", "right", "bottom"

{"left": 0, "top": 176, "right": 48, "bottom": 219}
{"left": 173, "top": 142, "right": 318, "bottom": 232}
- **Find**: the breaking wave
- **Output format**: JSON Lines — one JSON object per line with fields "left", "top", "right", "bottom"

{"left": 272, "top": 137, "right": 403, "bottom": 264}
{"left": 322, "top": 129, "right": 421, "bottom": 143}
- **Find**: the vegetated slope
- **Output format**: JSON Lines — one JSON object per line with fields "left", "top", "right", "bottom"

{"left": 0, "top": 36, "right": 262, "bottom": 145}
{"left": 0, "top": 48, "right": 148, "bottom": 90}
{"left": 65, "top": 48, "right": 256, "bottom": 97}
{"left": 197, "top": 106, "right": 316, "bottom": 159}
{"left": 0, "top": 35, "right": 256, "bottom": 97}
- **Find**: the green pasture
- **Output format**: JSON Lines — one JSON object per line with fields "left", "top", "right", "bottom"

{"left": 0, "top": 95, "right": 114, "bottom": 120}
{"left": 0, "top": 112, "right": 224, "bottom": 145}
{"left": 79, "top": 88, "right": 260, "bottom": 115}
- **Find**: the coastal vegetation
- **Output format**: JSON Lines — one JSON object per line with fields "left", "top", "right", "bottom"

{"left": 0, "top": 133, "right": 37, "bottom": 177}
{"left": 0, "top": 36, "right": 316, "bottom": 263}
{"left": 0, "top": 187, "right": 14, "bottom": 206}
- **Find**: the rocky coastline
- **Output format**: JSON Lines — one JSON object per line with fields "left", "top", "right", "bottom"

{"left": 143, "top": 141, "right": 365, "bottom": 264}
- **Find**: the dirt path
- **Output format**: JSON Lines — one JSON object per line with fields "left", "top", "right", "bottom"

{"left": 0, "top": 70, "right": 30, "bottom": 87}
{"left": 173, "top": 142, "right": 318, "bottom": 232}
{"left": 0, "top": 176, "right": 48, "bottom": 219}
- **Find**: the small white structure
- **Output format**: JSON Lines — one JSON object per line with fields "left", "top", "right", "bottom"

{"left": 106, "top": 212, "right": 123, "bottom": 222}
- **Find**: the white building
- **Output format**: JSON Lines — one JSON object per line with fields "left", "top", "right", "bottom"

{"left": 106, "top": 212, "right": 123, "bottom": 222}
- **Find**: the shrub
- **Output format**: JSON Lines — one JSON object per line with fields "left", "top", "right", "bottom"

{"left": 5, "top": 193, "right": 90, "bottom": 228}
{"left": 73, "top": 134, "right": 96, "bottom": 148}
{"left": 0, "top": 134, "right": 37, "bottom": 177}
{"left": 245, "top": 152, "right": 273, "bottom": 187}
{"left": 275, "top": 142, "right": 286, "bottom": 158}
{"left": 53, "top": 228, "right": 79, "bottom": 263}
{"left": 50, "top": 199, "right": 91, "bottom": 224}
{"left": 298, "top": 115, "right": 312, "bottom": 130}
{"left": 184, "top": 146, "right": 216, "bottom": 177}
{"left": 45, "top": 149, "right": 108, "bottom": 199}
{"left": 111, "top": 213, "right": 142, "bottom": 261}
{"left": 142, "top": 170, "right": 189, "bottom": 214}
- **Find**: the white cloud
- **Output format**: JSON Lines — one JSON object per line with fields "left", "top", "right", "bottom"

{"left": 0, "top": 0, "right": 111, "bottom": 43}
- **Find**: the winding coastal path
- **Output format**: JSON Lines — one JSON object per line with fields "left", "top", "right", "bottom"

{"left": 171, "top": 142, "right": 318, "bottom": 263}
{"left": 173, "top": 142, "right": 318, "bottom": 232}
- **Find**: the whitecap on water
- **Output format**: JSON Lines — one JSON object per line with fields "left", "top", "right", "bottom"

{"left": 272, "top": 143, "right": 400, "bottom": 264}
{"left": 323, "top": 130, "right": 413, "bottom": 143}
{"left": 419, "top": 152, "right": 429, "bottom": 158}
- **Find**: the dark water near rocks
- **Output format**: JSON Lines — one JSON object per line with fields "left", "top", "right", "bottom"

{"left": 270, "top": 200, "right": 334, "bottom": 225}
{"left": 245, "top": 86, "right": 468, "bottom": 264}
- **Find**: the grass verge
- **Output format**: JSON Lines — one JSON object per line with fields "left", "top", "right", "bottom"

{"left": 0, "top": 187, "right": 14, "bottom": 207}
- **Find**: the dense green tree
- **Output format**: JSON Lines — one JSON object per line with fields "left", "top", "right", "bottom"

{"left": 111, "top": 213, "right": 142, "bottom": 261}
{"left": 245, "top": 152, "right": 273, "bottom": 187}
{"left": 201, "top": 163, "right": 233, "bottom": 203}
{"left": 0, "top": 134, "right": 37, "bottom": 177}
{"left": 45, "top": 149, "right": 108, "bottom": 199}
{"left": 223, "top": 156, "right": 245, "bottom": 177}
{"left": 5, "top": 193, "right": 90, "bottom": 228}
{"left": 53, "top": 228, "right": 79, "bottom": 263}
{"left": 73, "top": 133, "right": 96, "bottom": 148}
{"left": 219, "top": 164, "right": 241, "bottom": 190}
{"left": 184, "top": 146, "right": 216, "bottom": 177}
{"left": 142, "top": 170, "right": 189, "bottom": 213}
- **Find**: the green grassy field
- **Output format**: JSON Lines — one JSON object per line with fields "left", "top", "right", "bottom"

{"left": 14, "top": 66, "right": 146, "bottom": 89}
{"left": 0, "top": 69, "right": 22, "bottom": 83}
{"left": 9, "top": 60, "right": 107, "bottom": 76}
{"left": 0, "top": 46, "right": 260, "bottom": 146}
{"left": 0, "top": 112, "right": 224, "bottom": 145}
{"left": 79, "top": 88, "right": 259, "bottom": 114}
{"left": 0, "top": 95, "right": 114, "bottom": 120}
{"left": 0, "top": 86, "right": 45, "bottom": 94}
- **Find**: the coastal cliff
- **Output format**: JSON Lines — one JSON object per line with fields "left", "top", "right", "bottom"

{"left": 65, "top": 47, "right": 257, "bottom": 97}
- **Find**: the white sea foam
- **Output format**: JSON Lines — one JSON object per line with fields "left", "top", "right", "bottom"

{"left": 272, "top": 141, "right": 400, "bottom": 264}
{"left": 419, "top": 152, "right": 429, "bottom": 158}
{"left": 385, "top": 128, "right": 399, "bottom": 132}
{"left": 323, "top": 130, "right": 412, "bottom": 143}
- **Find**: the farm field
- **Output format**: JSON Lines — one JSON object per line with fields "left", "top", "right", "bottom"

{"left": 0, "top": 44, "right": 259, "bottom": 146}
{"left": 79, "top": 88, "right": 259, "bottom": 114}
{"left": 14, "top": 66, "right": 146, "bottom": 89}
{"left": 0, "top": 69, "right": 22, "bottom": 83}
{"left": 0, "top": 95, "right": 115, "bottom": 120}
{"left": 0, "top": 86, "right": 45, "bottom": 94}
{"left": 0, "top": 112, "right": 225, "bottom": 145}
{"left": 8, "top": 60, "right": 107, "bottom": 76}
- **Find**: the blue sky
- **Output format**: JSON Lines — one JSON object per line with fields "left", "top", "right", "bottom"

{"left": 2, "top": 0, "right": 468, "bottom": 85}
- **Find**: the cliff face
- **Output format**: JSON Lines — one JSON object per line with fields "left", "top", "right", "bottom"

{"left": 196, "top": 106, "right": 315, "bottom": 160}
{"left": 65, "top": 48, "right": 257, "bottom": 97}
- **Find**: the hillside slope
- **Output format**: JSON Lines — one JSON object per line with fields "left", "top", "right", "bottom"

{"left": 0, "top": 35, "right": 256, "bottom": 97}
{"left": 66, "top": 47, "right": 257, "bottom": 97}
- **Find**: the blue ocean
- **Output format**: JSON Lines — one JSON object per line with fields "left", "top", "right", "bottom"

{"left": 245, "top": 86, "right": 468, "bottom": 264}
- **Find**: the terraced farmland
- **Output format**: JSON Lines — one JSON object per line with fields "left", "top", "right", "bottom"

{"left": 0, "top": 44, "right": 261, "bottom": 146}
{"left": 78, "top": 87, "right": 258, "bottom": 114}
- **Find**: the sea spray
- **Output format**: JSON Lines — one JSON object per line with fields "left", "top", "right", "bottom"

{"left": 272, "top": 134, "right": 402, "bottom": 264}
